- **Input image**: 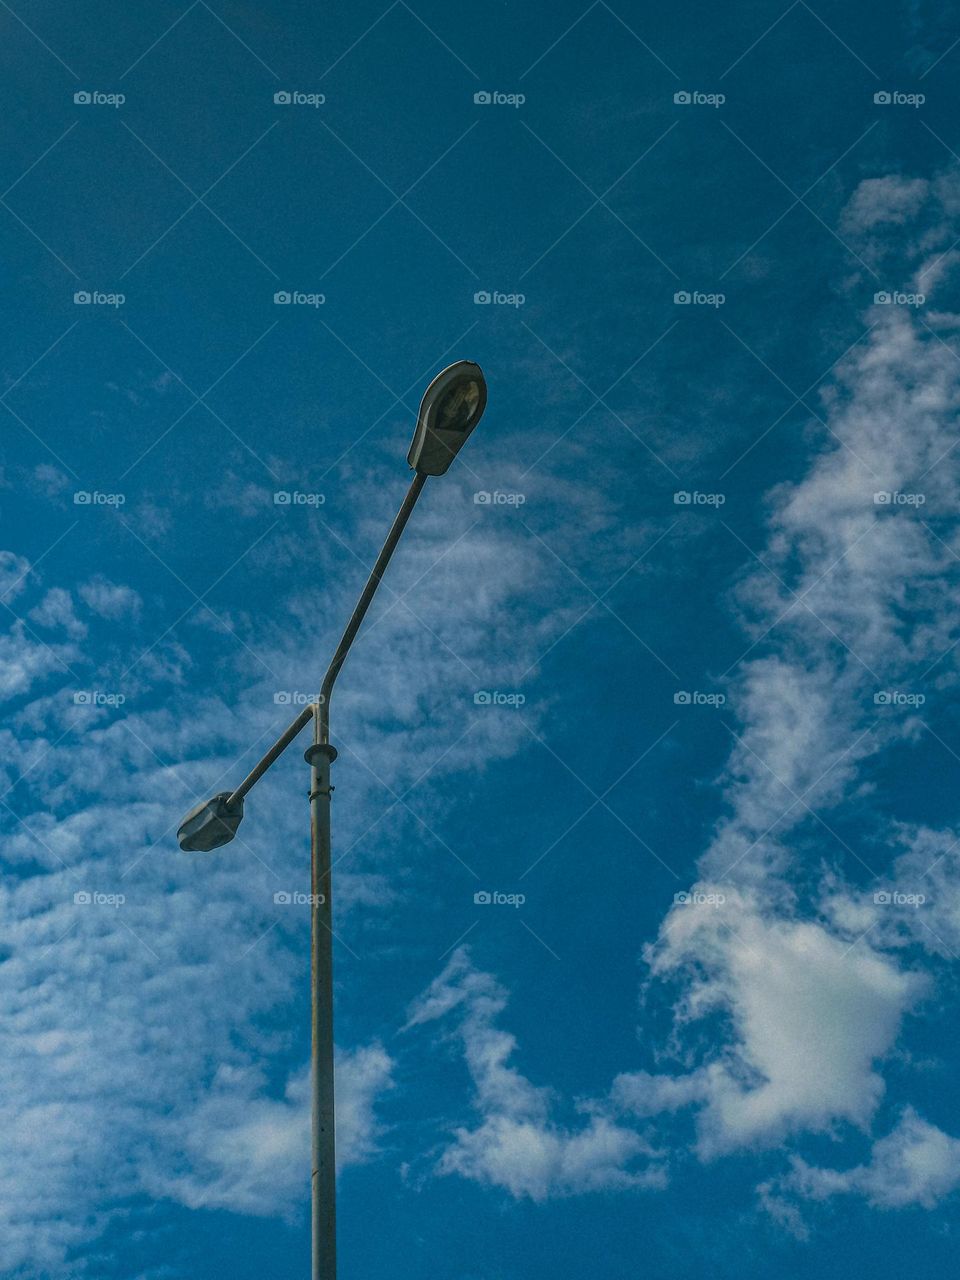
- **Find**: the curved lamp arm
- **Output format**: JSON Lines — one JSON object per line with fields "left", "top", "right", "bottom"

{"left": 223, "top": 472, "right": 427, "bottom": 806}
{"left": 315, "top": 471, "right": 426, "bottom": 745}
{"left": 178, "top": 359, "right": 485, "bottom": 853}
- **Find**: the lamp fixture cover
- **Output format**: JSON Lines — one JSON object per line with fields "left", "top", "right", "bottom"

{"left": 407, "top": 360, "right": 487, "bottom": 476}
{"left": 178, "top": 792, "right": 244, "bottom": 852}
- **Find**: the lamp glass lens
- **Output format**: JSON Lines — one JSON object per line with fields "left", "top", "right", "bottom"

{"left": 436, "top": 379, "right": 480, "bottom": 431}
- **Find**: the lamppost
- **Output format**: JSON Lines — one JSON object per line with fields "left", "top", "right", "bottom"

{"left": 176, "top": 361, "right": 488, "bottom": 1280}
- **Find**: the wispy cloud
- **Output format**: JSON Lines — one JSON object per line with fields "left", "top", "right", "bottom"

{"left": 405, "top": 947, "right": 665, "bottom": 1199}
{"left": 0, "top": 461, "right": 610, "bottom": 1270}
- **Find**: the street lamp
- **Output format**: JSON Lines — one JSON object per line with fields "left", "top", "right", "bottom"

{"left": 176, "top": 360, "right": 487, "bottom": 1280}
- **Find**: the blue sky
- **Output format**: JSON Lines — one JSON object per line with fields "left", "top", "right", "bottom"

{"left": 3, "top": 0, "right": 960, "bottom": 1276}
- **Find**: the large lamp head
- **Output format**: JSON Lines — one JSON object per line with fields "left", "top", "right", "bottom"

{"left": 407, "top": 360, "right": 487, "bottom": 476}
{"left": 178, "top": 792, "right": 244, "bottom": 852}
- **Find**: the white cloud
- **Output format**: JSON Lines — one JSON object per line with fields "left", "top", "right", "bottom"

{"left": 840, "top": 167, "right": 960, "bottom": 297}
{"left": 5, "top": 163, "right": 960, "bottom": 1269}
{"left": 0, "top": 472, "right": 609, "bottom": 1272}
{"left": 435, "top": 1112, "right": 663, "bottom": 1201}
{"left": 840, "top": 175, "right": 929, "bottom": 234}
{"left": 0, "top": 549, "right": 31, "bottom": 600}
{"left": 31, "top": 465, "right": 72, "bottom": 500}
{"left": 203, "top": 472, "right": 273, "bottom": 519}
{"left": 762, "top": 1107, "right": 960, "bottom": 1230}
{"left": 29, "top": 588, "right": 87, "bottom": 639}
{"left": 144, "top": 1044, "right": 394, "bottom": 1217}
{"left": 77, "top": 576, "right": 143, "bottom": 621}
{"left": 636, "top": 272, "right": 960, "bottom": 1174}
{"left": 646, "top": 890, "right": 925, "bottom": 1155}
{"left": 0, "top": 625, "right": 78, "bottom": 701}
{"left": 335, "top": 1042, "right": 396, "bottom": 1167}
{"left": 610, "top": 1068, "right": 709, "bottom": 1117}
{"left": 820, "top": 822, "right": 960, "bottom": 960}
{"left": 405, "top": 949, "right": 664, "bottom": 1200}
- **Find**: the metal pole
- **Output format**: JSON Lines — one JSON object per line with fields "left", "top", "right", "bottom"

{"left": 305, "top": 473, "right": 428, "bottom": 1279}
{"left": 306, "top": 717, "right": 338, "bottom": 1280}
{"left": 193, "top": 473, "right": 430, "bottom": 1279}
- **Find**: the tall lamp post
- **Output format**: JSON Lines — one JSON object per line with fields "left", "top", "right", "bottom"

{"left": 176, "top": 361, "right": 488, "bottom": 1280}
